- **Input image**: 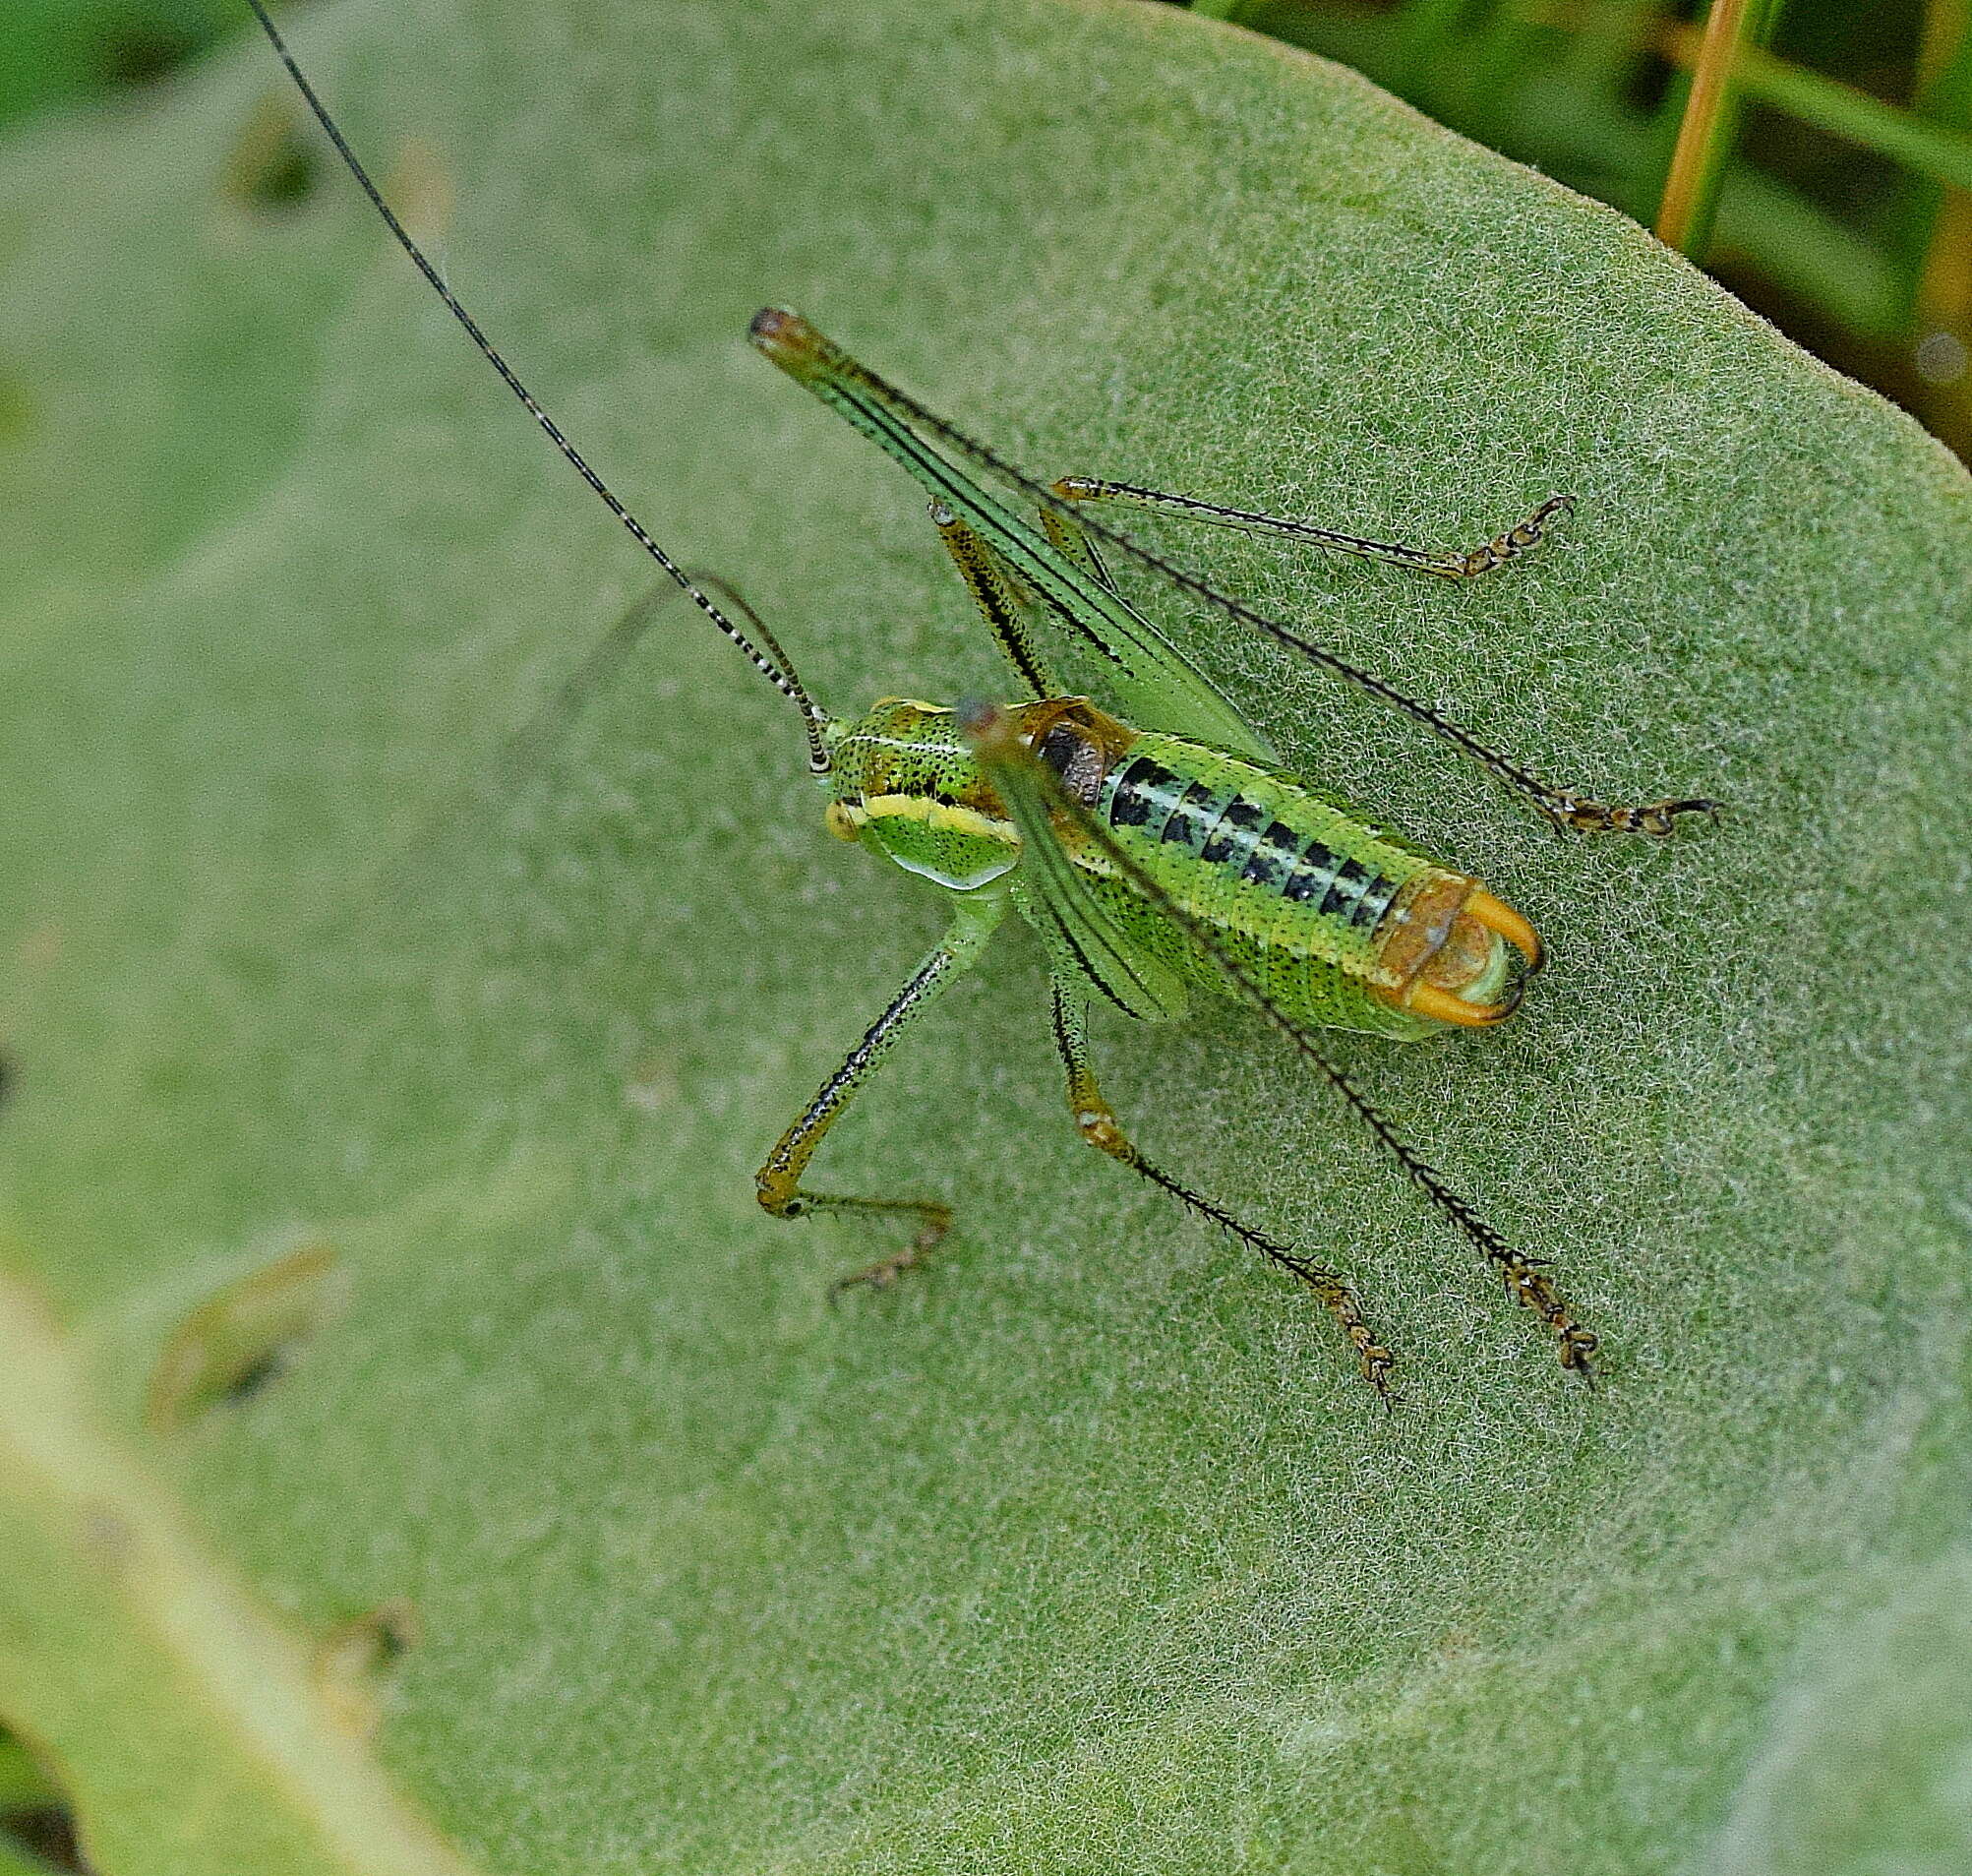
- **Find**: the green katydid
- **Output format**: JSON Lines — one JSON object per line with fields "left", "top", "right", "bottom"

{"left": 251, "top": 2, "right": 1717, "bottom": 1402}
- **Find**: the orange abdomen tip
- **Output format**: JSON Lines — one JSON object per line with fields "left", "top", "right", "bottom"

{"left": 1463, "top": 887, "right": 1543, "bottom": 973}
{"left": 1405, "top": 980, "right": 1524, "bottom": 1028}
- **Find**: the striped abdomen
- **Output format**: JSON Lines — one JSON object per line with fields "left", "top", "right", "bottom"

{"left": 1081, "top": 734, "right": 1499, "bottom": 1040}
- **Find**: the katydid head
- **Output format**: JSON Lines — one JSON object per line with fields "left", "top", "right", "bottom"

{"left": 825, "top": 696, "right": 1137, "bottom": 892}
{"left": 824, "top": 698, "right": 1021, "bottom": 891}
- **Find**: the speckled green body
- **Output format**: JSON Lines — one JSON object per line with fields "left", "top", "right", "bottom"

{"left": 823, "top": 700, "right": 1501, "bottom": 1042}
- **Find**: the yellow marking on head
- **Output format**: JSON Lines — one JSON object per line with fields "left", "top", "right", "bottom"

{"left": 823, "top": 801, "right": 864, "bottom": 842}
{"left": 861, "top": 793, "right": 1013, "bottom": 843}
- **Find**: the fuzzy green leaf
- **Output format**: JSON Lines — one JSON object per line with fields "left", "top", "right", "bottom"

{"left": 3, "top": 0, "right": 1969, "bottom": 1870}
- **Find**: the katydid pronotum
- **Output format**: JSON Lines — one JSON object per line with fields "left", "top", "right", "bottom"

{"left": 251, "top": 1, "right": 1716, "bottom": 1403}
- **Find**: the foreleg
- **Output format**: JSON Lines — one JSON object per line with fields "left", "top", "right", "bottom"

{"left": 756, "top": 891, "right": 1005, "bottom": 1293}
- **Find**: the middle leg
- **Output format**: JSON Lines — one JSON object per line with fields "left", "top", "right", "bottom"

{"left": 1047, "top": 475, "right": 1575, "bottom": 580}
{"left": 927, "top": 501, "right": 1062, "bottom": 697}
{"left": 1049, "top": 981, "right": 1398, "bottom": 1405}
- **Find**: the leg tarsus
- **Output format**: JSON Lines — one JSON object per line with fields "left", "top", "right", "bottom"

{"left": 1048, "top": 477, "right": 1575, "bottom": 581}
{"left": 826, "top": 1203, "right": 953, "bottom": 1300}
{"left": 1498, "top": 1251, "right": 1601, "bottom": 1380}
{"left": 1050, "top": 985, "right": 1400, "bottom": 1406}
{"left": 1445, "top": 493, "right": 1576, "bottom": 577}
{"left": 1540, "top": 792, "right": 1724, "bottom": 837}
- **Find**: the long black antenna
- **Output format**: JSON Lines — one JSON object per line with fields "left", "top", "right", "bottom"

{"left": 246, "top": 0, "right": 833, "bottom": 774}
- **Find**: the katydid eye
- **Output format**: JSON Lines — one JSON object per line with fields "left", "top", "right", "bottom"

{"left": 1036, "top": 726, "right": 1077, "bottom": 771}
{"left": 1037, "top": 724, "right": 1105, "bottom": 804}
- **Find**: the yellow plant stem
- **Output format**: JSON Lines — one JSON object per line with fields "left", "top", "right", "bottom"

{"left": 1657, "top": 0, "right": 1759, "bottom": 253}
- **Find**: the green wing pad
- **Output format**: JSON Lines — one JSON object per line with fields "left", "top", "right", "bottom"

{"left": 967, "top": 718, "right": 1191, "bottom": 1023}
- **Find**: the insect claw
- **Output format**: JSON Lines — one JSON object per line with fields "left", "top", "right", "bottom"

{"left": 828, "top": 1259, "right": 902, "bottom": 1301}
{"left": 1630, "top": 798, "right": 1713, "bottom": 836}
{"left": 1664, "top": 797, "right": 1726, "bottom": 831}
{"left": 1555, "top": 1320, "right": 1600, "bottom": 1379}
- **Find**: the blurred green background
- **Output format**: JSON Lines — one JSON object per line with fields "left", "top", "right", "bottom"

{"left": 1190, "top": 0, "right": 1972, "bottom": 461}
{"left": 8, "top": 2, "right": 1966, "bottom": 457}
{"left": 1, "top": 1, "right": 235, "bottom": 129}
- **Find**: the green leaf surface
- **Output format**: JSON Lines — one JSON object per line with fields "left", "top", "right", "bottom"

{"left": 3, "top": 0, "right": 1969, "bottom": 1869}
{"left": 0, "top": 0, "right": 235, "bottom": 136}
